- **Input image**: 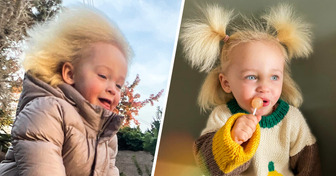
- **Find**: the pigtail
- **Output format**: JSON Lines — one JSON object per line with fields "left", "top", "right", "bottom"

{"left": 180, "top": 5, "right": 234, "bottom": 72}
{"left": 263, "top": 4, "right": 312, "bottom": 59}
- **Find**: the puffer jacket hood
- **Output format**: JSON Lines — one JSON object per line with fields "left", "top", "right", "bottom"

{"left": 0, "top": 73, "right": 124, "bottom": 176}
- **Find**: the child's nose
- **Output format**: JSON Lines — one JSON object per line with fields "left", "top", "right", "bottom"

{"left": 256, "top": 80, "right": 271, "bottom": 93}
{"left": 106, "top": 83, "right": 117, "bottom": 95}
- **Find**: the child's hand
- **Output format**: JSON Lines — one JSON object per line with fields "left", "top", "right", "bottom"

{"left": 231, "top": 114, "right": 262, "bottom": 145}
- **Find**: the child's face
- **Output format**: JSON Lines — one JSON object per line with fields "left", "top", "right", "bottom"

{"left": 72, "top": 43, "right": 127, "bottom": 111}
{"left": 220, "top": 41, "right": 284, "bottom": 116}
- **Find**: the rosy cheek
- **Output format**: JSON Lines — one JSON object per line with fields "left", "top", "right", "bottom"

{"left": 240, "top": 89, "right": 251, "bottom": 102}
{"left": 90, "top": 82, "right": 103, "bottom": 94}
{"left": 110, "top": 94, "right": 120, "bottom": 109}
{"left": 116, "top": 94, "right": 121, "bottom": 104}
{"left": 86, "top": 84, "right": 102, "bottom": 103}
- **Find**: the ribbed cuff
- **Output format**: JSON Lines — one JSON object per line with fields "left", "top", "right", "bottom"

{"left": 212, "top": 113, "right": 260, "bottom": 173}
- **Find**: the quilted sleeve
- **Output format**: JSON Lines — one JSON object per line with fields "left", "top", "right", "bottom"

{"left": 11, "top": 97, "right": 66, "bottom": 176}
{"left": 107, "top": 135, "right": 119, "bottom": 175}
{"left": 105, "top": 115, "right": 124, "bottom": 175}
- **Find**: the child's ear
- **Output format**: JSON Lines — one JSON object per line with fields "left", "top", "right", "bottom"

{"left": 219, "top": 73, "right": 231, "bottom": 93}
{"left": 62, "top": 62, "right": 75, "bottom": 85}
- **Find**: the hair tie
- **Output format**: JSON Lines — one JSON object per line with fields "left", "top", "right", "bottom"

{"left": 223, "top": 35, "right": 230, "bottom": 42}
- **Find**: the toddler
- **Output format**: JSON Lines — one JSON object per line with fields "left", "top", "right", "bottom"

{"left": 180, "top": 4, "right": 321, "bottom": 176}
{"left": 0, "top": 6, "right": 131, "bottom": 176}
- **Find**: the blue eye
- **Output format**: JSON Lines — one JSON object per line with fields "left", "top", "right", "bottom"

{"left": 98, "top": 74, "right": 107, "bottom": 79}
{"left": 246, "top": 75, "right": 257, "bottom": 80}
{"left": 271, "top": 75, "right": 279, "bottom": 80}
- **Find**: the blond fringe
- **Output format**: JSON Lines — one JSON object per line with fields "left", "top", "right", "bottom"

{"left": 263, "top": 4, "right": 312, "bottom": 59}
{"left": 180, "top": 5, "right": 234, "bottom": 72}
{"left": 23, "top": 5, "right": 132, "bottom": 87}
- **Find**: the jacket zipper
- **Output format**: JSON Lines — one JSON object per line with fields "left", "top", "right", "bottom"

{"left": 90, "top": 115, "right": 114, "bottom": 176}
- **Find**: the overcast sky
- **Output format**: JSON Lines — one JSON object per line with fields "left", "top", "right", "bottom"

{"left": 62, "top": 0, "right": 183, "bottom": 131}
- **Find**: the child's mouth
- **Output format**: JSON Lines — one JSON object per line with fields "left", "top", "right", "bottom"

{"left": 98, "top": 98, "right": 112, "bottom": 110}
{"left": 262, "top": 99, "right": 270, "bottom": 107}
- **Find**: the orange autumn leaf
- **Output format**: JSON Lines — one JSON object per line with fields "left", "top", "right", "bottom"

{"left": 113, "top": 74, "right": 164, "bottom": 127}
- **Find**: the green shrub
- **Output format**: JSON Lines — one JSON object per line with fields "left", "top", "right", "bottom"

{"left": 0, "top": 133, "right": 11, "bottom": 152}
{"left": 117, "top": 107, "right": 161, "bottom": 156}
{"left": 117, "top": 126, "right": 144, "bottom": 151}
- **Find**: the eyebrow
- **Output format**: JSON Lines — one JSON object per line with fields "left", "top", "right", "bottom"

{"left": 240, "top": 68, "right": 283, "bottom": 74}
{"left": 95, "top": 65, "right": 112, "bottom": 72}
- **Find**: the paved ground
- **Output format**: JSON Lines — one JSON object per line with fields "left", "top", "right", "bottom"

{"left": 0, "top": 150, "right": 154, "bottom": 175}
{"left": 116, "top": 150, "right": 153, "bottom": 176}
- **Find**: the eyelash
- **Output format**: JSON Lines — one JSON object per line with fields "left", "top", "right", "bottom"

{"left": 246, "top": 75, "right": 257, "bottom": 80}
{"left": 98, "top": 74, "right": 123, "bottom": 89}
{"left": 116, "top": 84, "right": 122, "bottom": 89}
{"left": 98, "top": 74, "right": 107, "bottom": 79}
{"left": 271, "top": 75, "right": 279, "bottom": 81}
{"left": 245, "top": 75, "right": 280, "bottom": 81}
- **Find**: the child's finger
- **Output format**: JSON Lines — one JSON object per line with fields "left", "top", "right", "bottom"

{"left": 231, "top": 130, "right": 244, "bottom": 144}
{"left": 244, "top": 122, "right": 257, "bottom": 134}
{"left": 236, "top": 140, "right": 243, "bottom": 145}
{"left": 245, "top": 114, "right": 259, "bottom": 125}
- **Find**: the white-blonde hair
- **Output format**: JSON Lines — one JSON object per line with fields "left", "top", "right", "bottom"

{"left": 23, "top": 5, "right": 132, "bottom": 86}
{"left": 180, "top": 4, "right": 312, "bottom": 111}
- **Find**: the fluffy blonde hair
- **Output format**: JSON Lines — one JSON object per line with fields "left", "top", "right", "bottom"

{"left": 23, "top": 5, "right": 132, "bottom": 87}
{"left": 180, "top": 4, "right": 312, "bottom": 111}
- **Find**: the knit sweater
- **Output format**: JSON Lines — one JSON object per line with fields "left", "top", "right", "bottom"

{"left": 193, "top": 99, "right": 321, "bottom": 176}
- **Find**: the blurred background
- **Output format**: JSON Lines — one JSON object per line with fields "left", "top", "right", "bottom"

{"left": 0, "top": 0, "right": 182, "bottom": 175}
{"left": 154, "top": 0, "right": 336, "bottom": 175}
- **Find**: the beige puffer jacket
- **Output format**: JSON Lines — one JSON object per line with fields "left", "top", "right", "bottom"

{"left": 0, "top": 73, "right": 124, "bottom": 176}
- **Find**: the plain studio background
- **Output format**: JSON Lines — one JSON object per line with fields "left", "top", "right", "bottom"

{"left": 154, "top": 0, "right": 336, "bottom": 175}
